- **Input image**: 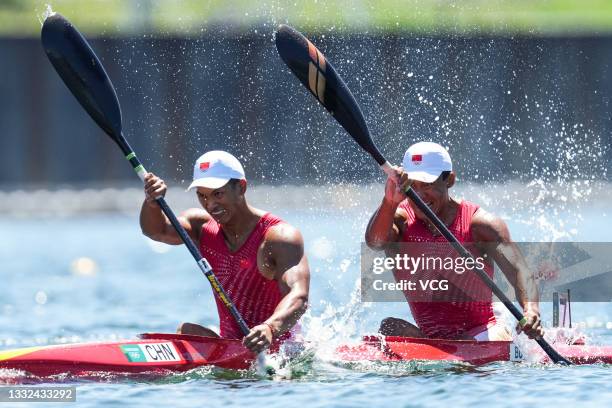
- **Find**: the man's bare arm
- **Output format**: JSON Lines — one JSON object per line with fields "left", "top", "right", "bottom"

{"left": 264, "top": 224, "right": 310, "bottom": 337}
{"left": 242, "top": 223, "right": 310, "bottom": 353}
{"left": 365, "top": 200, "right": 405, "bottom": 250}
{"left": 365, "top": 169, "right": 411, "bottom": 250}
{"left": 472, "top": 209, "right": 543, "bottom": 338}
{"left": 139, "top": 172, "right": 208, "bottom": 245}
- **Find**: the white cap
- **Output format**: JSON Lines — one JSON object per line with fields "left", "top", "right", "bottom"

{"left": 401, "top": 142, "right": 452, "bottom": 183}
{"left": 187, "top": 150, "right": 246, "bottom": 190}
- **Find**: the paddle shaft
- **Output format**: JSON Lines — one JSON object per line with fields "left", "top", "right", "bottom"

{"left": 116, "top": 135, "right": 252, "bottom": 337}
{"left": 380, "top": 163, "right": 570, "bottom": 364}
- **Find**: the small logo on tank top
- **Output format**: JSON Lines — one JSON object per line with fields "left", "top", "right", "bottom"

{"left": 239, "top": 258, "right": 251, "bottom": 269}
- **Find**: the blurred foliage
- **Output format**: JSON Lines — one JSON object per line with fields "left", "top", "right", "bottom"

{"left": 1, "top": 0, "right": 612, "bottom": 36}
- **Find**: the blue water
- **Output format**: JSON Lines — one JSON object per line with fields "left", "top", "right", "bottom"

{"left": 1, "top": 199, "right": 611, "bottom": 407}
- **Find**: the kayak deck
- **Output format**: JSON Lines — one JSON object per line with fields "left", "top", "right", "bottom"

{"left": 0, "top": 333, "right": 255, "bottom": 377}
{"left": 336, "top": 336, "right": 612, "bottom": 365}
{"left": 1, "top": 334, "right": 611, "bottom": 378}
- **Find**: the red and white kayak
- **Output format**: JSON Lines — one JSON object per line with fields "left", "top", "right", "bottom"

{"left": 1, "top": 333, "right": 611, "bottom": 377}
{"left": 336, "top": 336, "right": 612, "bottom": 366}
{"left": 0, "top": 333, "right": 254, "bottom": 377}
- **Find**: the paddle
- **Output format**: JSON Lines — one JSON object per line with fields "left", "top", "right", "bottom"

{"left": 275, "top": 24, "right": 571, "bottom": 365}
{"left": 41, "top": 12, "right": 271, "bottom": 374}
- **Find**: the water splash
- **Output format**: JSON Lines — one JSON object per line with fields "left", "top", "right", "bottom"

{"left": 38, "top": 4, "right": 56, "bottom": 26}
{"left": 300, "top": 278, "right": 378, "bottom": 365}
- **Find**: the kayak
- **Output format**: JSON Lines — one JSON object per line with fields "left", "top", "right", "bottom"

{"left": 337, "top": 336, "right": 612, "bottom": 365}
{"left": 0, "top": 333, "right": 254, "bottom": 377}
{"left": 1, "top": 333, "right": 611, "bottom": 377}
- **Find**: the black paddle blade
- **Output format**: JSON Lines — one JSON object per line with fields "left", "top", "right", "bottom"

{"left": 275, "top": 24, "right": 387, "bottom": 166}
{"left": 41, "top": 13, "right": 122, "bottom": 140}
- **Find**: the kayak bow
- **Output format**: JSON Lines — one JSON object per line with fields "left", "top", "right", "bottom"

{"left": 0, "top": 333, "right": 254, "bottom": 377}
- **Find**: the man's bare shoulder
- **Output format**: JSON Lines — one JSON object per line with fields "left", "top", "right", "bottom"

{"left": 180, "top": 208, "right": 211, "bottom": 231}
{"left": 264, "top": 222, "right": 304, "bottom": 247}
{"left": 471, "top": 207, "right": 510, "bottom": 242}
{"left": 261, "top": 221, "right": 306, "bottom": 280}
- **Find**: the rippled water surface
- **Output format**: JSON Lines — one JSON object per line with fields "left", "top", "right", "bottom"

{"left": 1, "top": 188, "right": 611, "bottom": 407}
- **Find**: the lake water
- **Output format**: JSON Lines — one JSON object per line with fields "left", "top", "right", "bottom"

{"left": 0, "top": 184, "right": 611, "bottom": 407}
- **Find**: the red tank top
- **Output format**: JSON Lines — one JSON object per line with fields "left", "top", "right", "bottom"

{"left": 396, "top": 199, "right": 496, "bottom": 339}
{"left": 199, "top": 213, "right": 285, "bottom": 339}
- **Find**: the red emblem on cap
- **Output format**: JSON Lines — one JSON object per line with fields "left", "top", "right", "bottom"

{"left": 199, "top": 162, "right": 210, "bottom": 171}
{"left": 411, "top": 154, "right": 423, "bottom": 163}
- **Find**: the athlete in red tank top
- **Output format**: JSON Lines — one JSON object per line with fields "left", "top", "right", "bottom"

{"left": 140, "top": 150, "right": 310, "bottom": 354}
{"left": 396, "top": 199, "right": 497, "bottom": 338}
{"left": 365, "top": 142, "right": 543, "bottom": 340}
{"left": 198, "top": 212, "right": 293, "bottom": 341}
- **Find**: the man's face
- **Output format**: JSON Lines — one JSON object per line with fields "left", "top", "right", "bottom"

{"left": 408, "top": 173, "right": 454, "bottom": 220}
{"left": 196, "top": 181, "right": 244, "bottom": 224}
